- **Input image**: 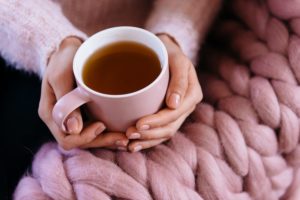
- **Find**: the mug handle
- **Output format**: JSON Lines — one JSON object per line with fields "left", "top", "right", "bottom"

{"left": 52, "top": 87, "right": 91, "bottom": 132}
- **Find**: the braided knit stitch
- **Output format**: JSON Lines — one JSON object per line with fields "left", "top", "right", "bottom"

{"left": 14, "top": 0, "right": 300, "bottom": 199}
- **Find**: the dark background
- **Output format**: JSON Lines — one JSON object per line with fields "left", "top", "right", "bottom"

{"left": 0, "top": 58, "right": 53, "bottom": 200}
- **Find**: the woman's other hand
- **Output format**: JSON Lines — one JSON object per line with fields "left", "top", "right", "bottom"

{"left": 38, "top": 37, "right": 128, "bottom": 150}
{"left": 126, "top": 34, "right": 203, "bottom": 152}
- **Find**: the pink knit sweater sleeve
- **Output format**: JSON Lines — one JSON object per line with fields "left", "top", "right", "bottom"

{"left": 0, "top": 0, "right": 87, "bottom": 77}
{"left": 146, "top": 0, "right": 221, "bottom": 63}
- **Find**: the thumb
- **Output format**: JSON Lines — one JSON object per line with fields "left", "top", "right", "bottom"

{"left": 166, "top": 53, "right": 191, "bottom": 109}
{"left": 159, "top": 34, "right": 191, "bottom": 109}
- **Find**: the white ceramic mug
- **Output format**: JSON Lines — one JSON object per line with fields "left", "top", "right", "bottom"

{"left": 52, "top": 26, "right": 169, "bottom": 132}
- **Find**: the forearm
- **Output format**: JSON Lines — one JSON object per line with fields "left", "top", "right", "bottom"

{"left": 0, "top": 0, "right": 87, "bottom": 77}
{"left": 146, "top": 0, "right": 222, "bottom": 63}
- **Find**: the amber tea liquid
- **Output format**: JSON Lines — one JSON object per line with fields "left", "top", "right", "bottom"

{"left": 82, "top": 41, "right": 161, "bottom": 95}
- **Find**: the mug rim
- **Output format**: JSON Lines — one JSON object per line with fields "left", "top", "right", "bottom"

{"left": 73, "top": 26, "right": 168, "bottom": 99}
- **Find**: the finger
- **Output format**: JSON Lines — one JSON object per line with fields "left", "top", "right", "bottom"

{"left": 128, "top": 112, "right": 187, "bottom": 151}
{"left": 39, "top": 74, "right": 82, "bottom": 136}
{"left": 131, "top": 106, "right": 192, "bottom": 141}
{"left": 65, "top": 122, "right": 106, "bottom": 148}
{"left": 128, "top": 138, "right": 168, "bottom": 152}
{"left": 166, "top": 54, "right": 191, "bottom": 109}
{"left": 48, "top": 48, "right": 83, "bottom": 134}
{"left": 136, "top": 105, "right": 195, "bottom": 131}
{"left": 136, "top": 67, "right": 201, "bottom": 131}
{"left": 81, "top": 132, "right": 129, "bottom": 150}
{"left": 38, "top": 77, "right": 56, "bottom": 124}
{"left": 48, "top": 47, "right": 77, "bottom": 99}
{"left": 47, "top": 120, "right": 105, "bottom": 150}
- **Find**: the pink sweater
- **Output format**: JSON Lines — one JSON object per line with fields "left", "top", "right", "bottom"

{"left": 0, "top": 0, "right": 220, "bottom": 77}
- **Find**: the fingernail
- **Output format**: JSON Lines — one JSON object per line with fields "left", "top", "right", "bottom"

{"left": 118, "top": 146, "right": 127, "bottom": 151}
{"left": 67, "top": 117, "right": 78, "bottom": 133}
{"left": 133, "top": 145, "right": 142, "bottom": 152}
{"left": 95, "top": 125, "right": 105, "bottom": 136}
{"left": 170, "top": 93, "right": 180, "bottom": 108}
{"left": 139, "top": 124, "right": 150, "bottom": 131}
{"left": 129, "top": 133, "right": 141, "bottom": 139}
{"left": 115, "top": 140, "right": 128, "bottom": 147}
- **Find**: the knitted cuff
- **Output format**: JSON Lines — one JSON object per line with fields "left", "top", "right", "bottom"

{"left": 0, "top": 0, "right": 87, "bottom": 77}
{"left": 38, "top": 25, "right": 87, "bottom": 77}
{"left": 147, "top": 15, "right": 200, "bottom": 64}
{"left": 146, "top": 0, "right": 222, "bottom": 65}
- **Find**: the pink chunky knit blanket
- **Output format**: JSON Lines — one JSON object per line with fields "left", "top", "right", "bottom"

{"left": 14, "top": 0, "right": 300, "bottom": 199}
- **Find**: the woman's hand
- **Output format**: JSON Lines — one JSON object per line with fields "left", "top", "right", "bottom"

{"left": 38, "top": 37, "right": 128, "bottom": 150}
{"left": 126, "top": 34, "right": 203, "bottom": 152}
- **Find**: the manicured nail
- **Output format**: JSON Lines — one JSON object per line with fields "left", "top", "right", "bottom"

{"left": 129, "top": 133, "right": 141, "bottom": 139}
{"left": 95, "top": 125, "right": 105, "bottom": 136}
{"left": 118, "top": 146, "right": 127, "bottom": 151}
{"left": 115, "top": 140, "right": 128, "bottom": 147}
{"left": 66, "top": 117, "right": 78, "bottom": 133}
{"left": 170, "top": 93, "right": 180, "bottom": 108}
{"left": 139, "top": 124, "right": 150, "bottom": 131}
{"left": 133, "top": 145, "right": 142, "bottom": 152}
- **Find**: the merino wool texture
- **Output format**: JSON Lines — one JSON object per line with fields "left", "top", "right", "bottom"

{"left": 13, "top": 0, "right": 300, "bottom": 199}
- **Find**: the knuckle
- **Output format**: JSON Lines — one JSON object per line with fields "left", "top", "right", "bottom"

{"left": 196, "top": 91, "right": 203, "bottom": 104}
{"left": 38, "top": 105, "right": 49, "bottom": 121}
{"left": 194, "top": 96, "right": 201, "bottom": 105}
{"left": 191, "top": 88, "right": 203, "bottom": 105}
{"left": 37, "top": 106, "right": 44, "bottom": 119}
{"left": 189, "top": 105, "right": 197, "bottom": 114}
